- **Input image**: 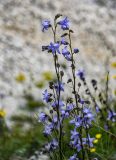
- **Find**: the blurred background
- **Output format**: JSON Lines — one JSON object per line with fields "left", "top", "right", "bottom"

{"left": 0, "top": 0, "right": 116, "bottom": 119}
{"left": 0, "top": 0, "right": 116, "bottom": 120}
{"left": 0, "top": 0, "right": 116, "bottom": 159}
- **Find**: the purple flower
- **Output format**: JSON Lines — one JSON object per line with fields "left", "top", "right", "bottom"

{"left": 75, "top": 117, "right": 83, "bottom": 128}
{"left": 61, "top": 109, "right": 69, "bottom": 118}
{"left": 83, "top": 107, "right": 91, "bottom": 114}
{"left": 42, "top": 89, "right": 51, "bottom": 103}
{"left": 62, "top": 46, "right": 70, "bottom": 56}
{"left": 44, "top": 123, "right": 54, "bottom": 136}
{"left": 66, "top": 103, "right": 75, "bottom": 111}
{"left": 70, "top": 119, "right": 75, "bottom": 125}
{"left": 70, "top": 116, "right": 83, "bottom": 128}
{"left": 107, "top": 110, "right": 116, "bottom": 122}
{"left": 70, "top": 107, "right": 94, "bottom": 129}
{"left": 74, "top": 48, "right": 79, "bottom": 53}
{"left": 62, "top": 46, "right": 72, "bottom": 61}
{"left": 45, "top": 139, "right": 58, "bottom": 151}
{"left": 42, "top": 20, "right": 51, "bottom": 32}
{"left": 65, "top": 54, "right": 72, "bottom": 61}
{"left": 55, "top": 82, "right": 64, "bottom": 92}
{"left": 51, "top": 139, "right": 58, "bottom": 150}
{"left": 52, "top": 100, "right": 65, "bottom": 109}
{"left": 70, "top": 133, "right": 82, "bottom": 152}
{"left": 83, "top": 107, "right": 95, "bottom": 127}
{"left": 76, "top": 69, "right": 85, "bottom": 80}
{"left": 69, "top": 154, "right": 77, "bottom": 160}
{"left": 71, "top": 129, "right": 80, "bottom": 140}
{"left": 82, "top": 134, "right": 95, "bottom": 147}
{"left": 76, "top": 143, "right": 82, "bottom": 152}
{"left": 39, "top": 112, "right": 47, "bottom": 123}
{"left": 58, "top": 17, "right": 69, "bottom": 30}
{"left": 61, "top": 37, "right": 68, "bottom": 45}
{"left": 48, "top": 42, "right": 60, "bottom": 54}
{"left": 78, "top": 99, "right": 85, "bottom": 105}
{"left": 95, "top": 105, "right": 100, "bottom": 113}
{"left": 52, "top": 115, "right": 58, "bottom": 123}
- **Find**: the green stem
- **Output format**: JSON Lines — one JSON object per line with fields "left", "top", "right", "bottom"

{"left": 68, "top": 31, "right": 85, "bottom": 160}
{"left": 52, "top": 22, "right": 63, "bottom": 160}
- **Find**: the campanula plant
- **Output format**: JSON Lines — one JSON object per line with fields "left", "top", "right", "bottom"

{"left": 39, "top": 14, "right": 116, "bottom": 160}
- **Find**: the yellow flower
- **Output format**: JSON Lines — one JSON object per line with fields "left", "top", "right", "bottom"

{"left": 15, "top": 73, "right": 26, "bottom": 82}
{"left": 90, "top": 148, "right": 96, "bottom": 153}
{"left": 93, "top": 139, "right": 98, "bottom": 144}
{"left": 42, "top": 71, "right": 53, "bottom": 81}
{"left": 95, "top": 133, "right": 102, "bottom": 139}
{"left": 112, "top": 75, "right": 116, "bottom": 79}
{"left": 35, "top": 80, "right": 45, "bottom": 88}
{"left": 0, "top": 109, "right": 6, "bottom": 118}
{"left": 111, "top": 62, "right": 116, "bottom": 68}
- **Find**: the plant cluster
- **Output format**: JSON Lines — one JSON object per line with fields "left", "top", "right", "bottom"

{"left": 39, "top": 14, "right": 116, "bottom": 160}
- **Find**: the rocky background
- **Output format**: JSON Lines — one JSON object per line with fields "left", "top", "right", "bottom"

{"left": 0, "top": 0, "right": 116, "bottom": 119}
